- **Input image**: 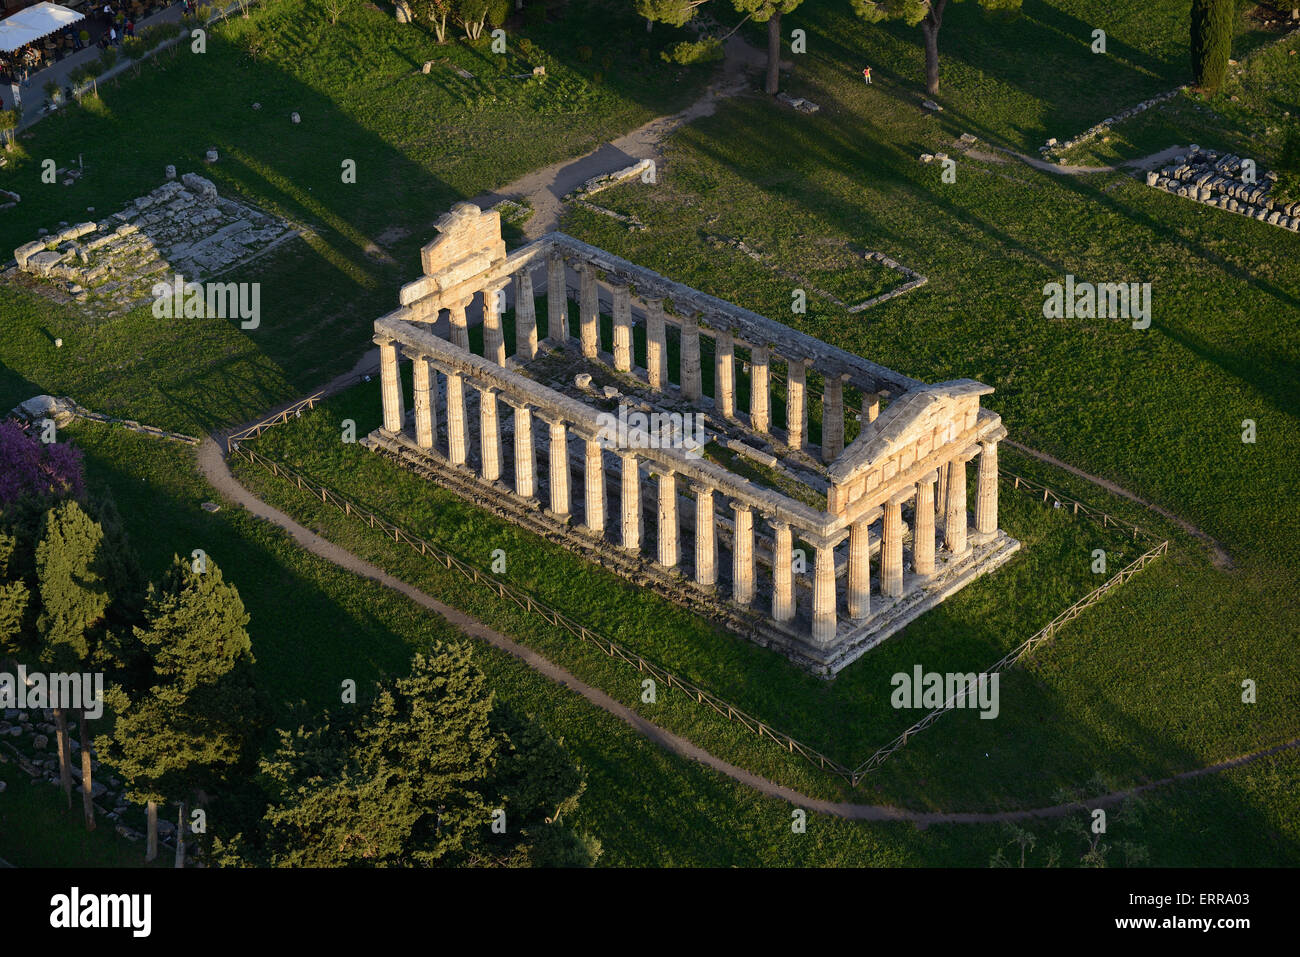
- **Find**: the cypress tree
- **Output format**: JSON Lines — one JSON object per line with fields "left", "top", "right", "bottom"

{"left": 1191, "top": 0, "right": 1233, "bottom": 95}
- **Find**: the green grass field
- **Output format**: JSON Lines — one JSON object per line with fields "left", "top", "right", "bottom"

{"left": 2, "top": 0, "right": 1297, "bottom": 866}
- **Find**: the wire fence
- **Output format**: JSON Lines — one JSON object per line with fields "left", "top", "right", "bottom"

{"left": 848, "top": 539, "right": 1168, "bottom": 779}
{"left": 230, "top": 443, "right": 858, "bottom": 782}
{"left": 231, "top": 420, "right": 1170, "bottom": 787}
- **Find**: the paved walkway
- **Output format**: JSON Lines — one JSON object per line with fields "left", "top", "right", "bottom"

{"left": 197, "top": 436, "right": 1295, "bottom": 822}
{"left": 10, "top": 2, "right": 185, "bottom": 129}
{"left": 470, "top": 34, "right": 765, "bottom": 239}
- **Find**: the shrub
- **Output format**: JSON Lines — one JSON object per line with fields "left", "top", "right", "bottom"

{"left": 78, "top": 29, "right": 90, "bottom": 45}
{"left": 485, "top": 0, "right": 511, "bottom": 28}
{"left": 0, "top": 109, "right": 17, "bottom": 150}
{"left": 660, "top": 38, "right": 722, "bottom": 66}
{"left": 140, "top": 23, "right": 173, "bottom": 50}
{"left": 99, "top": 46, "right": 119, "bottom": 70}
{"left": 1190, "top": 0, "right": 1232, "bottom": 95}
{"left": 122, "top": 37, "right": 144, "bottom": 59}
{"left": 515, "top": 37, "right": 536, "bottom": 60}
{"left": 0, "top": 421, "right": 85, "bottom": 506}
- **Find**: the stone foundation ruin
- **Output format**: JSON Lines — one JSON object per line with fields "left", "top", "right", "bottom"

{"left": 366, "top": 203, "right": 1019, "bottom": 675}
{"left": 12, "top": 173, "right": 296, "bottom": 315}
{"left": 1146, "top": 147, "right": 1300, "bottom": 230}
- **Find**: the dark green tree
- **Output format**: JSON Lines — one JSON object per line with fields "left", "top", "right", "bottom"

{"left": 35, "top": 501, "right": 110, "bottom": 827}
{"left": 98, "top": 555, "right": 261, "bottom": 865}
{"left": 637, "top": 0, "right": 804, "bottom": 95}
{"left": 1190, "top": 0, "right": 1233, "bottom": 95}
{"left": 852, "top": 0, "right": 1021, "bottom": 97}
{"left": 220, "top": 646, "right": 598, "bottom": 868}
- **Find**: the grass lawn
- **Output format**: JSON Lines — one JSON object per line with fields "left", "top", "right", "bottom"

{"left": 0, "top": 760, "right": 163, "bottom": 867}
{"left": 0, "top": 0, "right": 712, "bottom": 433}
{"left": 1, "top": 0, "right": 1297, "bottom": 866}
{"left": 8, "top": 419, "right": 1291, "bottom": 867}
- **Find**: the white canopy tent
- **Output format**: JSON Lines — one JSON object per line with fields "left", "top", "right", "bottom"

{"left": 0, "top": 3, "right": 85, "bottom": 53}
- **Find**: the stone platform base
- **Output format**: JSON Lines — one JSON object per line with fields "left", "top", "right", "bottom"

{"left": 365, "top": 428, "right": 1021, "bottom": 677}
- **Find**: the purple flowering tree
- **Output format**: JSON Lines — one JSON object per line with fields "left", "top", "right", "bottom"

{"left": 0, "top": 420, "right": 86, "bottom": 507}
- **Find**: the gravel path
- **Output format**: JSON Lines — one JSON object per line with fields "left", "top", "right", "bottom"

{"left": 1006, "top": 440, "right": 1234, "bottom": 570}
{"left": 469, "top": 35, "right": 765, "bottom": 239}
{"left": 198, "top": 437, "right": 1289, "bottom": 822}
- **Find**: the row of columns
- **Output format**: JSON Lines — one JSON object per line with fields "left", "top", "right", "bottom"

{"left": 379, "top": 344, "right": 1001, "bottom": 649}
{"left": 435, "top": 255, "right": 874, "bottom": 465}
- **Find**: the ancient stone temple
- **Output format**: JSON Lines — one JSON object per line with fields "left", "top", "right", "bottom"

{"left": 365, "top": 203, "right": 1019, "bottom": 675}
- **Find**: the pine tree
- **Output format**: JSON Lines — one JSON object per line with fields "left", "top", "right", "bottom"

{"left": 98, "top": 555, "right": 260, "bottom": 864}
{"left": 35, "top": 501, "right": 109, "bottom": 825}
{"left": 226, "top": 646, "right": 598, "bottom": 868}
{"left": 1190, "top": 0, "right": 1233, "bottom": 95}
{"left": 852, "top": 0, "right": 1022, "bottom": 97}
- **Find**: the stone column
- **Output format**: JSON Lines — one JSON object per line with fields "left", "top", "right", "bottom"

{"left": 620, "top": 453, "right": 640, "bottom": 551}
{"left": 975, "top": 440, "right": 999, "bottom": 538}
{"left": 821, "top": 372, "right": 844, "bottom": 463}
{"left": 612, "top": 285, "right": 633, "bottom": 372}
{"left": 378, "top": 338, "right": 405, "bottom": 434}
{"left": 479, "top": 388, "right": 501, "bottom": 483}
{"left": 410, "top": 353, "right": 436, "bottom": 450}
{"left": 512, "top": 402, "right": 535, "bottom": 499}
{"left": 882, "top": 493, "right": 906, "bottom": 598}
{"left": 945, "top": 454, "right": 972, "bottom": 558}
{"left": 935, "top": 457, "right": 949, "bottom": 532}
{"left": 811, "top": 541, "right": 837, "bottom": 644}
{"left": 848, "top": 517, "right": 872, "bottom": 620}
{"left": 656, "top": 469, "right": 679, "bottom": 569}
{"left": 786, "top": 358, "right": 807, "bottom": 451}
{"left": 750, "top": 346, "right": 770, "bottom": 433}
{"left": 445, "top": 371, "right": 467, "bottom": 467}
{"left": 448, "top": 299, "right": 471, "bottom": 351}
{"left": 694, "top": 485, "right": 716, "bottom": 588}
{"left": 864, "top": 393, "right": 880, "bottom": 424}
{"left": 714, "top": 329, "right": 735, "bottom": 418}
{"left": 914, "top": 472, "right": 937, "bottom": 576}
{"left": 547, "top": 419, "right": 570, "bottom": 519}
{"left": 584, "top": 438, "right": 605, "bottom": 535}
{"left": 547, "top": 253, "right": 569, "bottom": 344}
{"left": 731, "top": 504, "right": 755, "bottom": 605}
{"left": 771, "top": 521, "right": 795, "bottom": 624}
{"left": 579, "top": 264, "right": 599, "bottom": 359}
{"left": 514, "top": 268, "right": 538, "bottom": 361}
{"left": 646, "top": 298, "right": 668, "bottom": 390}
{"left": 680, "top": 312, "right": 702, "bottom": 401}
{"left": 483, "top": 282, "right": 508, "bottom": 367}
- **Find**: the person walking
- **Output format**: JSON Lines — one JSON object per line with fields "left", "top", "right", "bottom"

{"left": 862, "top": 66, "right": 872, "bottom": 85}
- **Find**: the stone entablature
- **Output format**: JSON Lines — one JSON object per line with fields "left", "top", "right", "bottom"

{"left": 827, "top": 381, "right": 1004, "bottom": 523}
{"left": 366, "top": 203, "right": 1019, "bottom": 675}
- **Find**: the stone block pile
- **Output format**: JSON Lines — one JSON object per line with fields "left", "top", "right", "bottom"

{"left": 1145, "top": 148, "right": 1300, "bottom": 231}
{"left": 12, "top": 173, "right": 295, "bottom": 315}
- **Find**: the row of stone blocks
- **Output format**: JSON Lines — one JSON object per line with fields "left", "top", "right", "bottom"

{"left": 1145, "top": 155, "right": 1300, "bottom": 231}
